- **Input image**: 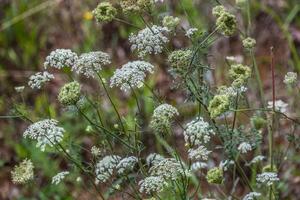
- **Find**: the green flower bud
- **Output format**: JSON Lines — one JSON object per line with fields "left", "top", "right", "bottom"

{"left": 216, "top": 11, "right": 237, "bottom": 36}
{"left": 162, "top": 16, "right": 180, "bottom": 30}
{"left": 212, "top": 5, "right": 226, "bottom": 18}
{"left": 168, "top": 50, "right": 193, "bottom": 75}
{"left": 92, "top": 2, "right": 117, "bottom": 22}
{"left": 58, "top": 81, "right": 81, "bottom": 106}
{"left": 242, "top": 37, "right": 256, "bottom": 50}
{"left": 121, "top": 0, "right": 153, "bottom": 14}
{"left": 284, "top": 72, "right": 298, "bottom": 86}
{"left": 206, "top": 167, "right": 223, "bottom": 184}
{"left": 229, "top": 64, "right": 251, "bottom": 87}
{"left": 208, "top": 94, "right": 230, "bottom": 118}
{"left": 251, "top": 116, "right": 267, "bottom": 130}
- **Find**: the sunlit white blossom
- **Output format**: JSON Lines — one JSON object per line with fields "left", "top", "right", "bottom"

{"left": 191, "top": 162, "right": 207, "bottom": 171}
{"left": 242, "top": 192, "right": 261, "bottom": 200}
{"left": 116, "top": 156, "right": 138, "bottom": 175}
{"left": 28, "top": 71, "right": 54, "bottom": 89}
{"left": 129, "top": 25, "right": 169, "bottom": 58}
{"left": 95, "top": 155, "right": 121, "bottom": 183}
{"left": 23, "top": 119, "right": 65, "bottom": 151}
{"left": 110, "top": 61, "right": 154, "bottom": 92}
{"left": 256, "top": 172, "right": 279, "bottom": 186}
{"left": 146, "top": 153, "right": 165, "bottom": 166}
{"left": 11, "top": 159, "right": 34, "bottom": 184}
{"left": 238, "top": 142, "right": 252, "bottom": 154}
{"left": 185, "top": 28, "right": 198, "bottom": 38}
{"left": 188, "top": 146, "right": 211, "bottom": 161}
{"left": 139, "top": 176, "right": 166, "bottom": 194}
{"left": 267, "top": 100, "right": 288, "bottom": 113}
{"left": 44, "top": 49, "right": 78, "bottom": 69}
{"left": 51, "top": 171, "right": 69, "bottom": 185}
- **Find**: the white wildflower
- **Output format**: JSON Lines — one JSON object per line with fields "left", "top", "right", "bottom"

{"left": 149, "top": 158, "right": 186, "bottom": 181}
{"left": 95, "top": 155, "right": 121, "bottom": 183}
{"left": 91, "top": 146, "right": 101, "bottom": 157}
{"left": 51, "top": 171, "right": 69, "bottom": 185}
{"left": 72, "top": 51, "right": 111, "bottom": 78}
{"left": 129, "top": 25, "right": 169, "bottom": 58}
{"left": 256, "top": 172, "right": 279, "bottom": 186}
{"left": 267, "top": 100, "right": 288, "bottom": 113}
{"left": 146, "top": 153, "right": 165, "bottom": 166}
{"left": 15, "top": 86, "right": 25, "bottom": 93}
{"left": 185, "top": 28, "right": 198, "bottom": 38}
{"left": 139, "top": 176, "right": 166, "bottom": 194}
{"left": 188, "top": 146, "right": 211, "bottom": 161}
{"left": 28, "top": 71, "right": 54, "bottom": 89}
{"left": 226, "top": 55, "right": 244, "bottom": 63}
{"left": 44, "top": 49, "right": 78, "bottom": 69}
{"left": 23, "top": 119, "right": 65, "bottom": 151}
{"left": 218, "top": 85, "right": 247, "bottom": 97}
{"left": 284, "top": 72, "right": 297, "bottom": 86}
{"left": 11, "top": 159, "right": 34, "bottom": 184}
{"left": 183, "top": 117, "right": 215, "bottom": 147}
{"left": 191, "top": 162, "right": 207, "bottom": 171}
{"left": 238, "top": 142, "right": 252, "bottom": 154}
{"left": 110, "top": 61, "right": 154, "bottom": 92}
{"left": 247, "top": 155, "right": 265, "bottom": 166}
{"left": 243, "top": 192, "right": 261, "bottom": 200}
{"left": 116, "top": 156, "right": 138, "bottom": 175}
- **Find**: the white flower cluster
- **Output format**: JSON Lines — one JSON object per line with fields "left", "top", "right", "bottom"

{"left": 149, "top": 158, "right": 186, "bottom": 181}
{"left": 183, "top": 117, "right": 215, "bottom": 146}
{"left": 11, "top": 159, "right": 34, "bottom": 184}
{"left": 51, "top": 171, "right": 69, "bottom": 185}
{"left": 242, "top": 192, "right": 261, "bottom": 200}
{"left": 191, "top": 161, "right": 207, "bottom": 171}
{"left": 139, "top": 176, "right": 166, "bottom": 194}
{"left": 188, "top": 146, "right": 211, "bottom": 161}
{"left": 218, "top": 85, "right": 247, "bottom": 97}
{"left": 110, "top": 61, "right": 154, "bottom": 92}
{"left": 28, "top": 71, "right": 54, "bottom": 89}
{"left": 44, "top": 49, "right": 78, "bottom": 69}
{"left": 284, "top": 72, "right": 297, "bottom": 85}
{"left": 246, "top": 155, "right": 265, "bottom": 166}
{"left": 23, "top": 119, "right": 65, "bottom": 151}
{"left": 146, "top": 153, "right": 165, "bottom": 166}
{"left": 72, "top": 51, "right": 111, "bottom": 78}
{"left": 185, "top": 28, "right": 198, "bottom": 38}
{"left": 267, "top": 100, "right": 288, "bottom": 113}
{"left": 116, "top": 156, "right": 138, "bottom": 175}
{"left": 95, "top": 155, "right": 121, "bottom": 183}
{"left": 238, "top": 142, "right": 252, "bottom": 154}
{"left": 91, "top": 146, "right": 101, "bottom": 157}
{"left": 256, "top": 172, "right": 279, "bottom": 186}
{"left": 129, "top": 25, "right": 169, "bottom": 58}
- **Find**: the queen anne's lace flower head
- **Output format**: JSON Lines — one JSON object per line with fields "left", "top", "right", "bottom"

{"left": 256, "top": 172, "right": 279, "bottom": 186}
{"left": 215, "top": 9, "right": 237, "bottom": 36}
{"left": 267, "top": 100, "right": 288, "bottom": 113}
{"left": 184, "top": 117, "right": 215, "bottom": 147}
{"left": 162, "top": 16, "right": 180, "bottom": 30}
{"left": 72, "top": 51, "right": 111, "bottom": 78}
{"left": 242, "top": 37, "right": 256, "bottom": 50}
{"left": 95, "top": 155, "right": 121, "bottom": 183}
{"left": 146, "top": 153, "right": 165, "bottom": 166}
{"left": 23, "top": 119, "right": 65, "bottom": 151}
{"left": 44, "top": 49, "right": 78, "bottom": 69}
{"left": 120, "top": 0, "right": 154, "bottom": 14}
{"left": 212, "top": 5, "right": 225, "bottom": 17}
{"left": 110, "top": 61, "right": 154, "bottom": 92}
{"left": 51, "top": 171, "right": 69, "bottom": 185}
{"left": 238, "top": 142, "right": 252, "bottom": 154}
{"left": 129, "top": 25, "right": 169, "bottom": 58}
{"left": 28, "top": 71, "right": 54, "bottom": 89}
{"left": 208, "top": 94, "right": 230, "bottom": 118}
{"left": 229, "top": 64, "right": 251, "bottom": 87}
{"left": 92, "top": 2, "right": 117, "bottom": 22}
{"left": 139, "top": 176, "right": 167, "bottom": 194}
{"left": 191, "top": 162, "right": 208, "bottom": 171}
{"left": 149, "top": 158, "right": 186, "bottom": 181}
{"left": 58, "top": 81, "right": 81, "bottom": 106}
{"left": 11, "top": 159, "right": 34, "bottom": 184}
{"left": 242, "top": 192, "right": 261, "bottom": 200}
{"left": 284, "top": 72, "right": 297, "bottom": 86}
{"left": 116, "top": 156, "right": 138, "bottom": 175}
{"left": 168, "top": 49, "right": 192, "bottom": 75}
{"left": 188, "top": 146, "right": 211, "bottom": 161}
{"left": 206, "top": 167, "right": 223, "bottom": 184}
{"left": 150, "top": 104, "right": 179, "bottom": 133}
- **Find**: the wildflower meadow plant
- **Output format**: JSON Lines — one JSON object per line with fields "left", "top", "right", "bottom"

{"left": 7, "top": 0, "right": 300, "bottom": 199}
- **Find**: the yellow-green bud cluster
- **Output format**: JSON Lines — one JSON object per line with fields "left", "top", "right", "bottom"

{"left": 168, "top": 50, "right": 192, "bottom": 75}
{"left": 120, "top": 0, "right": 154, "bottom": 14}
{"left": 92, "top": 2, "right": 117, "bottom": 22}
{"left": 206, "top": 167, "right": 223, "bottom": 184}
{"left": 58, "top": 81, "right": 81, "bottom": 106}
{"left": 11, "top": 159, "right": 34, "bottom": 184}
{"left": 228, "top": 64, "right": 251, "bottom": 87}
{"left": 213, "top": 6, "right": 237, "bottom": 36}
{"left": 242, "top": 37, "right": 256, "bottom": 50}
{"left": 162, "top": 16, "right": 180, "bottom": 30}
{"left": 208, "top": 94, "right": 230, "bottom": 118}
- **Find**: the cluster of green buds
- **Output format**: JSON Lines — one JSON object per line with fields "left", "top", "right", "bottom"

{"left": 120, "top": 0, "right": 154, "bottom": 14}
{"left": 212, "top": 5, "right": 237, "bottom": 36}
{"left": 92, "top": 2, "right": 117, "bottom": 22}
{"left": 251, "top": 115, "right": 267, "bottom": 130}
{"left": 242, "top": 37, "right": 256, "bottom": 50}
{"left": 162, "top": 16, "right": 180, "bottom": 30}
{"left": 58, "top": 81, "right": 81, "bottom": 106}
{"left": 208, "top": 94, "right": 230, "bottom": 118}
{"left": 228, "top": 64, "right": 251, "bottom": 87}
{"left": 206, "top": 167, "right": 223, "bottom": 184}
{"left": 168, "top": 49, "right": 193, "bottom": 76}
